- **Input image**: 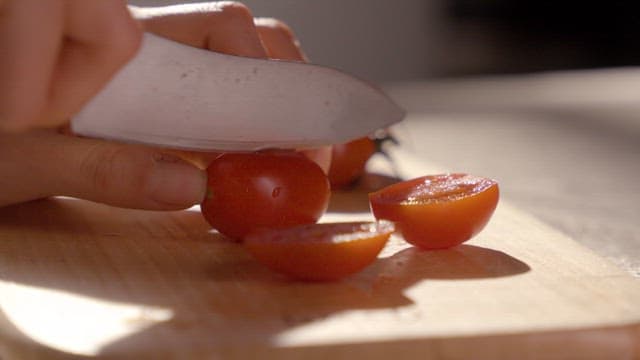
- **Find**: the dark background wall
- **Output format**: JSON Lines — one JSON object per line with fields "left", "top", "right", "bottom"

{"left": 130, "top": 0, "right": 640, "bottom": 83}
{"left": 443, "top": 1, "right": 640, "bottom": 76}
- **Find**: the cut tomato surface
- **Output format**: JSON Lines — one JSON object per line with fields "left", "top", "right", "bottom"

{"left": 244, "top": 221, "right": 394, "bottom": 281}
{"left": 369, "top": 173, "right": 499, "bottom": 249}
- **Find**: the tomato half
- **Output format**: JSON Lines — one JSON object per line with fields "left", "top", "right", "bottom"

{"left": 200, "top": 151, "right": 330, "bottom": 240}
{"left": 328, "top": 137, "right": 376, "bottom": 188}
{"left": 244, "top": 221, "right": 394, "bottom": 281}
{"left": 369, "top": 174, "right": 499, "bottom": 249}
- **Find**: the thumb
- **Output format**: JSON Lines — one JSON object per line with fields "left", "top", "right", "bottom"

{"left": 56, "top": 135, "right": 207, "bottom": 210}
{"left": 4, "top": 131, "right": 207, "bottom": 210}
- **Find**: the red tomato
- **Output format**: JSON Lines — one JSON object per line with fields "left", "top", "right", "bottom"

{"left": 200, "top": 151, "right": 330, "bottom": 240}
{"left": 369, "top": 174, "right": 499, "bottom": 249}
{"left": 244, "top": 221, "right": 394, "bottom": 281}
{"left": 328, "top": 137, "right": 376, "bottom": 188}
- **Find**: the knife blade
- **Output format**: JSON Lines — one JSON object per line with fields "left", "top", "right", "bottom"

{"left": 71, "top": 33, "right": 405, "bottom": 152}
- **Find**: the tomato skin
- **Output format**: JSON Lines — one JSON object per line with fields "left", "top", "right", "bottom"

{"left": 369, "top": 174, "right": 499, "bottom": 249}
{"left": 200, "top": 151, "right": 330, "bottom": 240}
{"left": 244, "top": 221, "right": 394, "bottom": 281}
{"left": 328, "top": 137, "right": 376, "bottom": 188}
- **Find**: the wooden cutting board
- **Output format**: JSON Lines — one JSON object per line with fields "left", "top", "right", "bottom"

{"left": 0, "top": 146, "right": 639, "bottom": 360}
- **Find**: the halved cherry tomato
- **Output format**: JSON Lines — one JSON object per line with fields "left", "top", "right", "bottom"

{"left": 200, "top": 151, "right": 330, "bottom": 240}
{"left": 369, "top": 174, "right": 499, "bottom": 249}
{"left": 328, "top": 137, "right": 376, "bottom": 188}
{"left": 244, "top": 221, "right": 394, "bottom": 281}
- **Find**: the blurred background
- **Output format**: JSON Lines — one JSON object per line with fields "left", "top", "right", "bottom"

{"left": 130, "top": 0, "right": 640, "bottom": 83}
{"left": 130, "top": 1, "right": 640, "bottom": 275}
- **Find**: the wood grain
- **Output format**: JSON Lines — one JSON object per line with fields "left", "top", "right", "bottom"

{"left": 0, "top": 144, "right": 639, "bottom": 359}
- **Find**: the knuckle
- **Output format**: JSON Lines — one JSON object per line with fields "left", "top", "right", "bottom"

{"left": 118, "top": 20, "right": 144, "bottom": 59}
{"left": 81, "top": 145, "right": 121, "bottom": 193}
{"left": 92, "top": 7, "right": 143, "bottom": 63}
{"left": 109, "top": 17, "right": 143, "bottom": 62}
{"left": 80, "top": 145, "right": 149, "bottom": 195}
{"left": 217, "top": 1, "right": 255, "bottom": 23}
{"left": 260, "top": 18, "right": 295, "bottom": 37}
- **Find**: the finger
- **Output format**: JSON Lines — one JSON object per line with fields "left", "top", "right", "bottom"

{"left": 254, "top": 18, "right": 307, "bottom": 61}
{"left": 0, "top": 0, "right": 140, "bottom": 131}
{"left": 164, "top": 149, "right": 222, "bottom": 170}
{"left": 134, "top": 1, "right": 266, "bottom": 58}
{"left": 57, "top": 136, "right": 207, "bottom": 210}
{"left": 46, "top": 0, "right": 142, "bottom": 127}
{"left": 135, "top": 5, "right": 329, "bottom": 173}
{"left": 133, "top": 2, "right": 266, "bottom": 168}
{"left": 0, "top": 131, "right": 206, "bottom": 209}
{"left": 0, "top": 0, "right": 63, "bottom": 131}
{"left": 255, "top": 18, "right": 331, "bottom": 173}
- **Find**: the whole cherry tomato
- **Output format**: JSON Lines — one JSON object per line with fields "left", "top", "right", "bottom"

{"left": 369, "top": 173, "right": 499, "bottom": 249}
{"left": 201, "top": 151, "right": 330, "bottom": 240}
{"left": 244, "top": 221, "right": 394, "bottom": 281}
{"left": 328, "top": 137, "right": 376, "bottom": 188}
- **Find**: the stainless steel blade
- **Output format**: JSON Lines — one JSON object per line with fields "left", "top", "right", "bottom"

{"left": 71, "top": 33, "right": 405, "bottom": 151}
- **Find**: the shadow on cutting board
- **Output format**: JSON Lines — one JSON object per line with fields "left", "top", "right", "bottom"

{"left": 0, "top": 197, "right": 529, "bottom": 359}
{"left": 327, "top": 172, "right": 401, "bottom": 213}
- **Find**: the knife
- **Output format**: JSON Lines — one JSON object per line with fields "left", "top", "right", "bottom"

{"left": 71, "top": 33, "right": 405, "bottom": 152}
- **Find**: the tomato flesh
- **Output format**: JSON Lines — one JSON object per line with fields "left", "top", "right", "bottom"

{"left": 200, "top": 151, "right": 330, "bottom": 240}
{"left": 369, "top": 174, "right": 499, "bottom": 249}
{"left": 244, "top": 221, "right": 394, "bottom": 281}
{"left": 328, "top": 137, "right": 376, "bottom": 188}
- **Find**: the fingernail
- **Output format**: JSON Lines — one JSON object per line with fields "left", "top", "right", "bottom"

{"left": 148, "top": 154, "right": 207, "bottom": 207}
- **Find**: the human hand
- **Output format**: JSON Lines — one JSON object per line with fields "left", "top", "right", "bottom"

{"left": 0, "top": 0, "right": 141, "bottom": 131}
{"left": 133, "top": 3, "right": 331, "bottom": 173}
{"left": 0, "top": 2, "right": 329, "bottom": 210}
